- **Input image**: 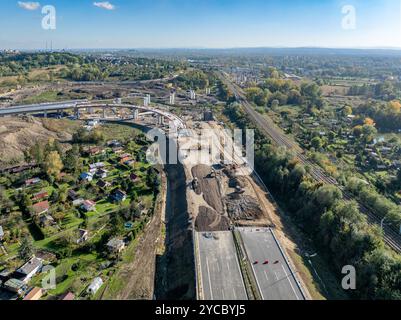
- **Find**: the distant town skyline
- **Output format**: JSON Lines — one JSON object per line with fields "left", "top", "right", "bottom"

{"left": 1, "top": 0, "right": 401, "bottom": 50}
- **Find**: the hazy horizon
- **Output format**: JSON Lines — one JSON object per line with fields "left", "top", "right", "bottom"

{"left": 1, "top": 0, "right": 401, "bottom": 50}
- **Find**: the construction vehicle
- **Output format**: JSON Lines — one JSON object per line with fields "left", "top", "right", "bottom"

{"left": 235, "top": 186, "right": 245, "bottom": 194}
{"left": 192, "top": 177, "right": 199, "bottom": 189}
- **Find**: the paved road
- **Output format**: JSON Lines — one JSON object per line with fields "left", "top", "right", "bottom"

{"left": 196, "top": 231, "right": 248, "bottom": 300}
{"left": 239, "top": 228, "right": 304, "bottom": 300}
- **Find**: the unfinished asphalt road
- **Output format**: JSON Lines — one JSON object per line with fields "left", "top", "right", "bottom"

{"left": 155, "top": 139, "right": 196, "bottom": 300}
{"left": 239, "top": 228, "right": 304, "bottom": 300}
{"left": 196, "top": 231, "right": 248, "bottom": 300}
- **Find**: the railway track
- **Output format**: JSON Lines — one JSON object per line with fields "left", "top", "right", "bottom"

{"left": 218, "top": 72, "right": 401, "bottom": 253}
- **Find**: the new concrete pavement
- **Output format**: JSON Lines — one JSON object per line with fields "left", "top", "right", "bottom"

{"left": 239, "top": 228, "right": 304, "bottom": 300}
{"left": 196, "top": 231, "right": 248, "bottom": 300}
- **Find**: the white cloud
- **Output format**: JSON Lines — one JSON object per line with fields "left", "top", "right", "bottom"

{"left": 93, "top": 1, "right": 115, "bottom": 10}
{"left": 18, "top": 1, "right": 40, "bottom": 10}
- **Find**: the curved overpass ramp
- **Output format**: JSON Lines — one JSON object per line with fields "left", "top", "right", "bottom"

{"left": 0, "top": 100, "right": 186, "bottom": 131}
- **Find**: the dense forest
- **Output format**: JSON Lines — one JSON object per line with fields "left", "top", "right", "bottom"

{"left": 245, "top": 76, "right": 323, "bottom": 110}
{"left": 354, "top": 100, "right": 401, "bottom": 131}
{"left": 349, "top": 81, "right": 401, "bottom": 101}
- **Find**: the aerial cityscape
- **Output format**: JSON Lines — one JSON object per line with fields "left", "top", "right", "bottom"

{"left": 1, "top": 0, "right": 401, "bottom": 309}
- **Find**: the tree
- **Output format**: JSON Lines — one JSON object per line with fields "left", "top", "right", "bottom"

{"left": 18, "top": 236, "right": 34, "bottom": 261}
{"left": 388, "top": 100, "right": 401, "bottom": 113}
{"left": 265, "top": 66, "right": 279, "bottom": 79}
{"left": 288, "top": 89, "right": 302, "bottom": 105}
{"left": 364, "top": 117, "right": 376, "bottom": 127}
{"left": 245, "top": 87, "right": 268, "bottom": 106}
{"left": 353, "top": 125, "right": 363, "bottom": 138}
{"left": 44, "top": 151, "right": 63, "bottom": 180}
{"left": 16, "top": 191, "right": 32, "bottom": 214}
{"left": 63, "top": 145, "right": 80, "bottom": 173}
{"left": 0, "top": 187, "right": 14, "bottom": 214}
{"left": 311, "top": 136, "right": 323, "bottom": 150}
{"left": 271, "top": 99, "right": 280, "bottom": 109}
{"left": 361, "top": 125, "right": 377, "bottom": 143}
{"left": 313, "top": 185, "right": 343, "bottom": 211}
{"left": 53, "top": 211, "right": 66, "bottom": 225}
{"left": 301, "top": 82, "right": 323, "bottom": 108}
{"left": 29, "top": 142, "right": 44, "bottom": 165}
{"left": 343, "top": 105, "right": 353, "bottom": 116}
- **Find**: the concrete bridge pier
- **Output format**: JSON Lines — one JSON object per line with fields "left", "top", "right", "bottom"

{"left": 157, "top": 114, "right": 165, "bottom": 125}
{"left": 133, "top": 109, "right": 139, "bottom": 121}
{"left": 74, "top": 108, "right": 80, "bottom": 119}
{"left": 103, "top": 107, "right": 106, "bottom": 119}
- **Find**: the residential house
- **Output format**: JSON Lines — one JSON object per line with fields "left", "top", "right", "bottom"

{"left": 97, "top": 180, "right": 111, "bottom": 189}
{"left": 84, "top": 146, "right": 104, "bottom": 156}
{"left": 81, "top": 200, "right": 96, "bottom": 212}
{"left": 87, "top": 277, "right": 103, "bottom": 295}
{"left": 23, "top": 287, "right": 43, "bottom": 301}
{"left": 0, "top": 269, "right": 12, "bottom": 282}
{"left": 106, "top": 238, "right": 125, "bottom": 253}
{"left": 4, "top": 278, "right": 27, "bottom": 295}
{"left": 120, "top": 157, "right": 132, "bottom": 165}
{"left": 124, "top": 160, "right": 135, "bottom": 166}
{"left": 129, "top": 173, "right": 138, "bottom": 182}
{"left": 25, "top": 178, "right": 41, "bottom": 187}
{"left": 113, "top": 147, "right": 124, "bottom": 154}
{"left": 107, "top": 140, "right": 122, "bottom": 148}
{"left": 59, "top": 292, "right": 75, "bottom": 300}
{"left": 15, "top": 257, "right": 43, "bottom": 283}
{"left": 68, "top": 190, "right": 79, "bottom": 201}
{"left": 380, "top": 147, "right": 392, "bottom": 155}
{"left": 89, "top": 162, "right": 105, "bottom": 172}
{"left": 119, "top": 153, "right": 131, "bottom": 160}
{"left": 89, "top": 162, "right": 106, "bottom": 170}
{"left": 31, "top": 201, "right": 50, "bottom": 216}
{"left": 80, "top": 172, "right": 93, "bottom": 182}
{"left": 111, "top": 189, "right": 127, "bottom": 202}
{"left": 32, "top": 191, "right": 49, "bottom": 202}
{"left": 393, "top": 160, "right": 401, "bottom": 169}
{"left": 96, "top": 169, "right": 108, "bottom": 179}
{"left": 73, "top": 199, "right": 85, "bottom": 207}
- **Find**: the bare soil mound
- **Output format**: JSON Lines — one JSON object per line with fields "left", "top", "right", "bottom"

{"left": 225, "top": 194, "right": 263, "bottom": 221}
{"left": 195, "top": 206, "right": 231, "bottom": 232}
{"left": 191, "top": 164, "right": 224, "bottom": 214}
{"left": 0, "top": 116, "right": 78, "bottom": 168}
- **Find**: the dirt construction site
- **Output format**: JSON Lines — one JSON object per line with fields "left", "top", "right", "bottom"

{"left": 180, "top": 121, "right": 274, "bottom": 232}
{"left": 178, "top": 121, "right": 311, "bottom": 300}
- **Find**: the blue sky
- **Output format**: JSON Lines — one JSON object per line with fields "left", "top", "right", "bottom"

{"left": 0, "top": 0, "right": 400, "bottom": 49}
